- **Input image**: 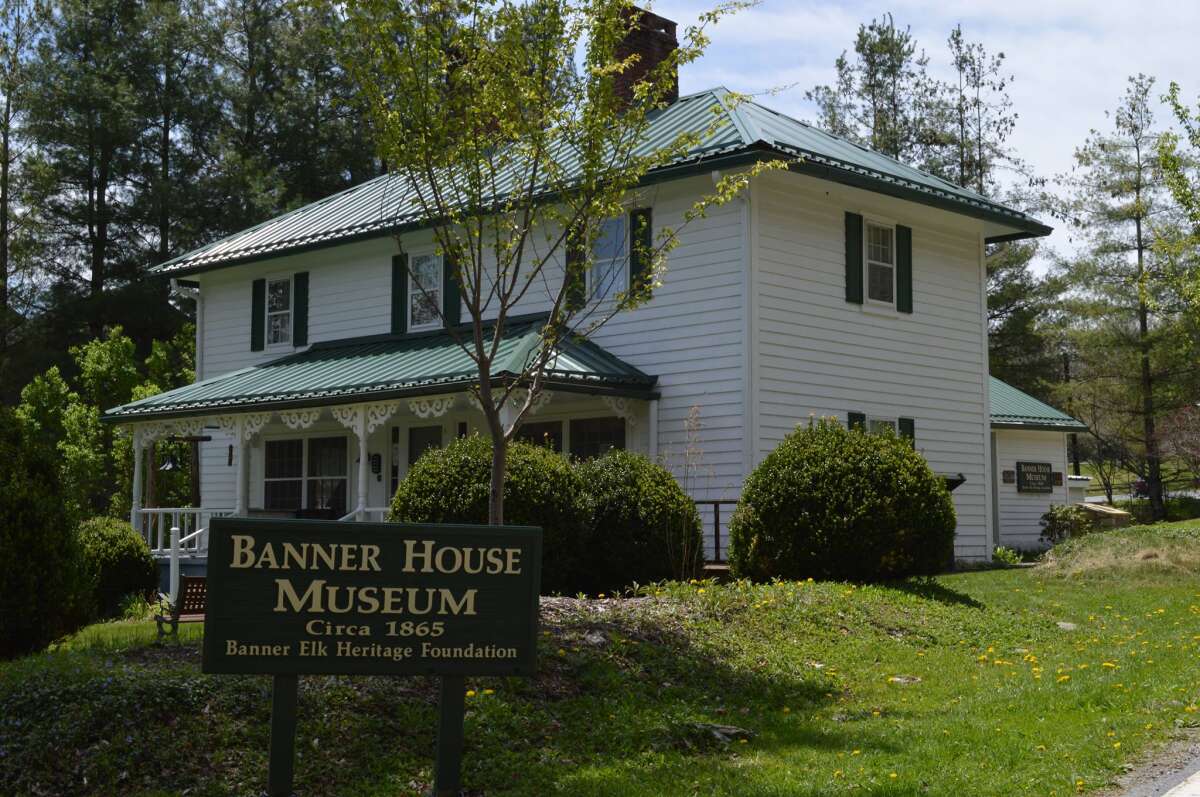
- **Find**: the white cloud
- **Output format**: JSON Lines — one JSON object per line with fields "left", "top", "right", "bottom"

{"left": 653, "top": 0, "right": 1199, "bottom": 261}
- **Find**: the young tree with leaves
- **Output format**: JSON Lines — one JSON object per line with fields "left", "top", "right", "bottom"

{"left": 329, "top": 0, "right": 776, "bottom": 525}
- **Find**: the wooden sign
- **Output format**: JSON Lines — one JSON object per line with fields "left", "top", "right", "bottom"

{"left": 1016, "top": 461, "right": 1053, "bottom": 493}
{"left": 201, "top": 517, "right": 542, "bottom": 797}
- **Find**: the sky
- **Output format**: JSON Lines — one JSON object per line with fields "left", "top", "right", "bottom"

{"left": 654, "top": 0, "right": 1200, "bottom": 261}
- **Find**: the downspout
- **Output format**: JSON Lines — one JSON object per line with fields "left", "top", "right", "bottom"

{"left": 738, "top": 178, "right": 756, "bottom": 486}
{"left": 979, "top": 233, "right": 995, "bottom": 555}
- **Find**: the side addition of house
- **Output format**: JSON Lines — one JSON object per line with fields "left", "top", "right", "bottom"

{"left": 102, "top": 9, "right": 1054, "bottom": 573}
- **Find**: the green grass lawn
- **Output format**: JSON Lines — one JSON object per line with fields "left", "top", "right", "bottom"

{"left": 4, "top": 524, "right": 1200, "bottom": 796}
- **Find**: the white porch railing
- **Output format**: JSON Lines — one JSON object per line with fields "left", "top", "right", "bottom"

{"left": 338, "top": 507, "right": 391, "bottom": 522}
{"left": 135, "top": 507, "right": 235, "bottom": 556}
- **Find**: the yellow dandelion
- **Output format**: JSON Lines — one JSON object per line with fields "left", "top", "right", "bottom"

{"left": 466, "top": 689, "right": 477, "bottom": 698}
{"left": 1057, "top": 675, "right": 1071, "bottom": 683}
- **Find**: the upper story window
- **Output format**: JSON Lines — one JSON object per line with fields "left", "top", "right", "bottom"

{"left": 409, "top": 253, "right": 442, "bottom": 331}
{"left": 865, "top": 221, "right": 895, "bottom": 305}
{"left": 266, "top": 277, "right": 292, "bottom": 346}
{"left": 589, "top": 216, "right": 627, "bottom": 302}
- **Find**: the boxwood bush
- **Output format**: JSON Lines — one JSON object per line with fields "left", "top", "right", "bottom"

{"left": 0, "top": 408, "right": 90, "bottom": 658}
{"left": 728, "top": 418, "right": 956, "bottom": 581}
{"left": 77, "top": 517, "right": 158, "bottom": 617}
{"left": 576, "top": 449, "right": 703, "bottom": 592}
{"left": 389, "top": 435, "right": 588, "bottom": 594}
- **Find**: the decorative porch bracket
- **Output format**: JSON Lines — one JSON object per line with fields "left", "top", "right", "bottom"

{"left": 601, "top": 395, "right": 639, "bottom": 427}
{"left": 408, "top": 395, "right": 456, "bottom": 419}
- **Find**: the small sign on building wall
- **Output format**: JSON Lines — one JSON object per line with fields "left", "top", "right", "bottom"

{"left": 1016, "top": 461, "right": 1054, "bottom": 493}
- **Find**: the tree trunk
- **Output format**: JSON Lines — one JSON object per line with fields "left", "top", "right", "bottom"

{"left": 0, "top": 97, "right": 10, "bottom": 379}
{"left": 1135, "top": 213, "right": 1165, "bottom": 521}
{"left": 489, "top": 433, "right": 506, "bottom": 526}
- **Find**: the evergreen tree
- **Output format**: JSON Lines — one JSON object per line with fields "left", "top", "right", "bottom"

{"left": 1055, "top": 75, "right": 1194, "bottom": 520}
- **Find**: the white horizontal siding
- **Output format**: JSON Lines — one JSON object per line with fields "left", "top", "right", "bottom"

{"left": 752, "top": 170, "right": 992, "bottom": 560}
{"left": 192, "top": 175, "right": 745, "bottom": 509}
{"left": 994, "top": 429, "right": 1069, "bottom": 551}
{"left": 592, "top": 177, "right": 746, "bottom": 501}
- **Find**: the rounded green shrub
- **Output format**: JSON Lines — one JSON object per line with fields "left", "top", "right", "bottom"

{"left": 389, "top": 435, "right": 588, "bottom": 594}
{"left": 0, "top": 408, "right": 90, "bottom": 659}
{"left": 575, "top": 449, "right": 703, "bottom": 592}
{"left": 77, "top": 517, "right": 158, "bottom": 617}
{"left": 728, "top": 418, "right": 956, "bottom": 582}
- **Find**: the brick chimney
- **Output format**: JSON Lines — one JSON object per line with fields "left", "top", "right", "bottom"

{"left": 613, "top": 6, "right": 679, "bottom": 107}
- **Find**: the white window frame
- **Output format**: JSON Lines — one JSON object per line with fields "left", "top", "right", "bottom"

{"left": 863, "top": 218, "right": 897, "bottom": 308}
{"left": 407, "top": 251, "right": 443, "bottom": 332}
{"left": 262, "top": 433, "right": 350, "bottom": 512}
{"left": 265, "top": 274, "right": 293, "bottom": 349}
{"left": 587, "top": 216, "right": 628, "bottom": 303}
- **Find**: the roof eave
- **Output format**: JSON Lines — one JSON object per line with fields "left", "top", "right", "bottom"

{"left": 991, "top": 420, "right": 1089, "bottom": 433}
{"left": 152, "top": 141, "right": 1049, "bottom": 277}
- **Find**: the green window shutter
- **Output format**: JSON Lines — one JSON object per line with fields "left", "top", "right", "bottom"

{"left": 899, "top": 417, "right": 915, "bottom": 447}
{"left": 250, "top": 278, "right": 265, "bottom": 351}
{"left": 564, "top": 225, "right": 586, "bottom": 312}
{"left": 391, "top": 254, "right": 408, "bottom": 335}
{"left": 847, "top": 411, "right": 866, "bottom": 431}
{"left": 292, "top": 272, "right": 309, "bottom": 346}
{"left": 442, "top": 256, "right": 461, "bottom": 327}
{"left": 896, "top": 224, "right": 913, "bottom": 313}
{"left": 628, "top": 207, "right": 652, "bottom": 293}
{"left": 845, "top": 212, "right": 864, "bottom": 304}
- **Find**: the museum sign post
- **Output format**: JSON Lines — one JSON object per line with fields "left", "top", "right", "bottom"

{"left": 201, "top": 517, "right": 542, "bottom": 797}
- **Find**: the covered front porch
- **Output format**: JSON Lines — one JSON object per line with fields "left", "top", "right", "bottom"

{"left": 104, "top": 319, "right": 662, "bottom": 575}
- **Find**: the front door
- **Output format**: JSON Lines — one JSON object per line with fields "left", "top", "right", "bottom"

{"left": 390, "top": 424, "right": 444, "bottom": 496}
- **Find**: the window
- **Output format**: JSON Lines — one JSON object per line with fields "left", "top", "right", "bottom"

{"left": 569, "top": 416, "right": 625, "bottom": 459}
{"left": 264, "top": 436, "right": 348, "bottom": 516}
{"left": 869, "top": 418, "right": 897, "bottom": 435}
{"left": 589, "top": 216, "right": 627, "bottom": 302}
{"left": 266, "top": 277, "right": 292, "bottom": 345}
{"left": 515, "top": 420, "right": 563, "bottom": 453}
{"left": 865, "top": 222, "right": 895, "bottom": 305}
{"left": 408, "top": 253, "right": 442, "bottom": 331}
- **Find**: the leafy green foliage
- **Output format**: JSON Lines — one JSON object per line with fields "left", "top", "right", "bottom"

{"left": 575, "top": 449, "right": 703, "bottom": 592}
{"left": 0, "top": 407, "right": 90, "bottom": 659}
{"left": 76, "top": 518, "right": 157, "bottom": 618}
{"left": 991, "top": 545, "right": 1022, "bottom": 566}
{"left": 6, "top": 544, "right": 1200, "bottom": 794}
{"left": 1039, "top": 504, "right": 1096, "bottom": 545}
{"left": 389, "top": 435, "right": 588, "bottom": 594}
{"left": 728, "top": 418, "right": 956, "bottom": 581}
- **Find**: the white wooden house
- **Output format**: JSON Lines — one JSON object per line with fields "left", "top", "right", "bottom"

{"left": 102, "top": 11, "right": 1053, "bottom": 575}
{"left": 989, "top": 377, "right": 1090, "bottom": 550}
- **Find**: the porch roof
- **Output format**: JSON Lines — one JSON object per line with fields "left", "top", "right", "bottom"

{"left": 102, "top": 318, "right": 657, "bottom": 422}
{"left": 989, "top": 377, "right": 1088, "bottom": 432}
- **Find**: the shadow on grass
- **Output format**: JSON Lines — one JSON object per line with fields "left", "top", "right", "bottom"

{"left": 0, "top": 601, "right": 843, "bottom": 797}
{"left": 888, "top": 576, "right": 984, "bottom": 609}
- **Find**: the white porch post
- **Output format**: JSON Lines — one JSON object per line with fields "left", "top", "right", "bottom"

{"left": 235, "top": 417, "right": 248, "bottom": 516}
{"left": 333, "top": 402, "right": 400, "bottom": 520}
{"left": 355, "top": 408, "right": 369, "bottom": 520}
{"left": 130, "top": 428, "right": 144, "bottom": 531}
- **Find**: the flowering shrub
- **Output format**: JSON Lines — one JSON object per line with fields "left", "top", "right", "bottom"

{"left": 728, "top": 418, "right": 956, "bottom": 581}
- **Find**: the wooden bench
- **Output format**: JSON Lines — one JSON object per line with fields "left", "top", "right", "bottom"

{"left": 155, "top": 576, "right": 207, "bottom": 642}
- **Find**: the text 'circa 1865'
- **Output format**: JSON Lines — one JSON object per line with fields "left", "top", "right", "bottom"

{"left": 201, "top": 518, "right": 542, "bottom": 677}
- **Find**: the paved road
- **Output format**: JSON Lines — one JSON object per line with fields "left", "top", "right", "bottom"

{"left": 1123, "top": 752, "right": 1200, "bottom": 797}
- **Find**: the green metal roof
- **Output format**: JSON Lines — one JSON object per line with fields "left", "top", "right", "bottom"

{"left": 990, "top": 377, "right": 1088, "bottom": 432}
{"left": 154, "top": 87, "right": 1050, "bottom": 276}
{"left": 103, "top": 317, "right": 657, "bottom": 422}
